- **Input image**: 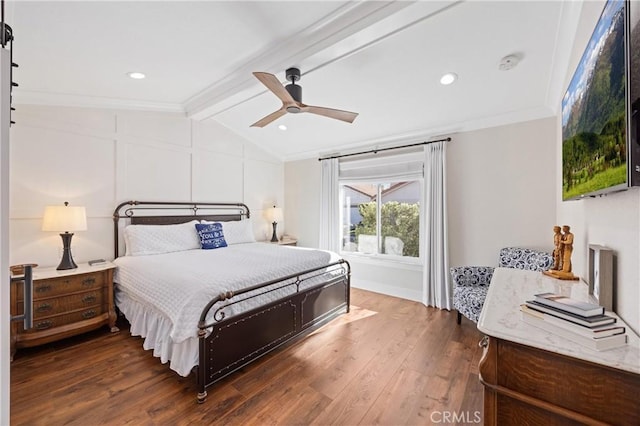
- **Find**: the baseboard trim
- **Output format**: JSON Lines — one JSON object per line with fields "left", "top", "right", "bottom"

{"left": 351, "top": 278, "right": 422, "bottom": 303}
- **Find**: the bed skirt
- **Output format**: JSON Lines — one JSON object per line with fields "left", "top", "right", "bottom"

{"left": 116, "top": 290, "right": 199, "bottom": 377}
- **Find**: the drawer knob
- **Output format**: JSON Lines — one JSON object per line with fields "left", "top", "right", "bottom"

{"left": 35, "top": 303, "right": 53, "bottom": 313}
{"left": 35, "top": 284, "right": 52, "bottom": 293}
{"left": 82, "top": 277, "right": 96, "bottom": 286}
{"left": 82, "top": 295, "right": 97, "bottom": 304}
{"left": 82, "top": 310, "right": 97, "bottom": 319}
{"left": 34, "top": 320, "right": 53, "bottom": 330}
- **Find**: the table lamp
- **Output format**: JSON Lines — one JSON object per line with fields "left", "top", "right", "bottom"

{"left": 42, "top": 201, "right": 87, "bottom": 270}
{"left": 268, "top": 206, "right": 283, "bottom": 242}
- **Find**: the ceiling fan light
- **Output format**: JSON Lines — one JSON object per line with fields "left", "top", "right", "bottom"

{"left": 286, "top": 105, "right": 301, "bottom": 113}
{"left": 440, "top": 72, "right": 457, "bottom": 85}
{"left": 285, "top": 83, "right": 302, "bottom": 103}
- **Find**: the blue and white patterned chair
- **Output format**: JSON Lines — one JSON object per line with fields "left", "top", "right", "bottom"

{"left": 451, "top": 247, "right": 553, "bottom": 324}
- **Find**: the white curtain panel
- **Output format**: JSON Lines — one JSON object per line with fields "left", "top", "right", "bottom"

{"left": 319, "top": 158, "right": 340, "bottom": 252}
{"left": 422, "top": 142, "right": 451, "bottom": 309}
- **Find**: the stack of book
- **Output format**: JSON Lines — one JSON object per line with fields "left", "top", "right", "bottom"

{"left": 521, "top": 292, "right": 627, "bottom": 351}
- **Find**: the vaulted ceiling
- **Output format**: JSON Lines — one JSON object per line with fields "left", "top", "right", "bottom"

{"left": 9, "top": 1, "right": 583, "bottom": 160}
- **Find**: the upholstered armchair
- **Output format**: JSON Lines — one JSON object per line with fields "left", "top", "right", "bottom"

{"left": 451, "top": 247, "right": 553, "bottom": 324}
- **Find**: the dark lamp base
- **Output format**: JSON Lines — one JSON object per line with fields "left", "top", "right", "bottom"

{"left": 271, "top": 222, "right": 278, "bottom": 243}
{"left": 57, "top": 232, "right": 78, "bottom": 270}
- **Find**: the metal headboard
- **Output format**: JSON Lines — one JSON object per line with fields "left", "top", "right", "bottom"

{"left": 112, "top": 201, "right": 251, "bottom": 259}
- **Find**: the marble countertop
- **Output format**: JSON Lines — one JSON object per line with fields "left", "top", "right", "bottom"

{"left": 29, "top": 262, "right": 116, "bottom": 280}
{"left": 477, "top": 267, "right": 640, "bottom": 375}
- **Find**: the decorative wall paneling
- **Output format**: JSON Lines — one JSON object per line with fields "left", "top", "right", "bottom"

{"left": 9, "top": 105, "right": 284, "bottom": 268}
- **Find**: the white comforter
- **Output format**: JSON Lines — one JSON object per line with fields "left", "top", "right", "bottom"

{"left": 114, "top": 243, "right": 340, "bottom": 343}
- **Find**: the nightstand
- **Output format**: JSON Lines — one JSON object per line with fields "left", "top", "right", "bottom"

{"left": 273, "top": 238, "right": 297, "bottom": 246}
{"left": 10, "top": 262, "right": 117, "bottom": 359}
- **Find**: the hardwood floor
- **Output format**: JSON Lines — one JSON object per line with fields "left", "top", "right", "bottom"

{"left": 10, "top": 288, "right": 484, "bottom": 425}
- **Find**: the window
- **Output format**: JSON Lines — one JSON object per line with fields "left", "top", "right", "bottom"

{"left": 334, "top": 149, "right": 424, "bottom": 260}
{"left": 340, "top": 180, "right": 421, "bottom": 258}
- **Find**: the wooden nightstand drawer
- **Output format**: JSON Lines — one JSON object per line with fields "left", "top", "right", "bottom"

{"left": 23, "top": 273, "right": 105, "bottom": 299}
{"left": 29, "top": 308, "right": 107, "bottom": 332}
{"left": 16, "top": 290, "right": 104, "bottom": 319}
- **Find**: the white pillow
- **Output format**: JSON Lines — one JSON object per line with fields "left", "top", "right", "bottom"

{"left": 202, "top": 219, "right": 256, "bottom": 245}
{"left": 123, "top": 220, "right": 200, "bottom": 256}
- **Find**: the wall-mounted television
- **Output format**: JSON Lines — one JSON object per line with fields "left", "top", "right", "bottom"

{"left": 561, "top": 0, "right": 631, "bottom": 200}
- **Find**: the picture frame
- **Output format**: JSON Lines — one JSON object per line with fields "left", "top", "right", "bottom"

{"left": 587, "top": 244, "right": 614, "bottom": 311}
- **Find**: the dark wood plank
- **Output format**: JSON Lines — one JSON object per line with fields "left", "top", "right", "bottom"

{"left": 10, "top": 288, "right": 484, "bottom": 425}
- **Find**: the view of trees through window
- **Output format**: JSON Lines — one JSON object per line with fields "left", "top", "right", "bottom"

{"left": 341, "top": 181, "right": 420, "bottom": 258}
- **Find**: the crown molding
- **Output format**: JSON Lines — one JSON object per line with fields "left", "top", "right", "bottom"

{"left": 13, "top": 90, "right": 184, "bottom": 114}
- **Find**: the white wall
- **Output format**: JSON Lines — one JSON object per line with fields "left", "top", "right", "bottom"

{"left": 284, "top": 158, "right": 321, "bottom": 248}
{"left": 557, "top": 0, "right": 640, "bottom": 334}
{"left": 447, "top": 117, "right": 557, "bottom": 267}
{"left": 285, "top": 117, "right": 557, "bottom": 301}
{"left": 9, "top": 105, "right": 284, "bottom": 267}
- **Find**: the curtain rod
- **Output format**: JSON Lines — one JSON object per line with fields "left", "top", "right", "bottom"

{"left": 317, "top": 137, "right": 451, "bottom": 161}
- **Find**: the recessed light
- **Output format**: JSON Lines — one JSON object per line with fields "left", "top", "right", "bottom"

{"left": 278, "top": 124, "right": 287, "bottom": 131}
{"left": 440, "top": 72, "right": 457, "bottom": 85}
{"left": 127, "top": 72, "right": 146, "bottom": 79}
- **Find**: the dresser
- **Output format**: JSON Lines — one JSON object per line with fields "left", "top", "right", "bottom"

{"left": 477, "top": 268, "right": 640, "bottom": 425}
{"left": 10, "top": 262, "right": 118, "bottom": 359}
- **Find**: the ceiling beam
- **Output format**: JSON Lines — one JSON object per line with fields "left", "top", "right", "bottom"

{"left": 184, "top": 1, "right": 414, "bottom": 120}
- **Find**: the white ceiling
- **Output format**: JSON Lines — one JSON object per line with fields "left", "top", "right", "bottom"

{"left": 8, "top": 0, "right": 583, "bottom": 161}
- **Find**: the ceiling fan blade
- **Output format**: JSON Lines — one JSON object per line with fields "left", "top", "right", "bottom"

{"left": 250, "top": 108, "right": 287, "bottom": 128}
{"left": 301, "top": 105, "right": 358, "bottom": 123}
{"left": 253, "top": 72, "right": 296, "bottom": 105}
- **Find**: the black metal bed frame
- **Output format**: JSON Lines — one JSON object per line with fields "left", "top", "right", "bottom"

{"left": 113, "top": 201, "right": 351, "bottom": 403}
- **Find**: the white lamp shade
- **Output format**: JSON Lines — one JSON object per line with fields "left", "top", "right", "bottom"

{"left": 268, "top": 207, "right": 283, "bottom": 223}
{"left": 42, "top": 205, "right": 87, "bottom": 232}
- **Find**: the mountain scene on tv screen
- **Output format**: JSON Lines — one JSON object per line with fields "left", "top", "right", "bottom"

{"left": 562, "top": 1, "right": 626, "bottom": 200}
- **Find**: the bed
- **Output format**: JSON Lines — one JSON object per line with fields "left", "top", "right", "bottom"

{"left": 112, "top": 201, "right": 350, "bottom": 403}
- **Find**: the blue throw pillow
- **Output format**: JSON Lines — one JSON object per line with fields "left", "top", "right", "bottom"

{"left": 195, "top": 222, "right": 228, "bottom": 249}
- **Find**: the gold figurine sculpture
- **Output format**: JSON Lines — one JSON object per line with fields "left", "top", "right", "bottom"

{"left": 543, "top": 225, "right": 579, "bottom": 281}
{"left": 551, "top": 225, "right": 562, "bottom": 270}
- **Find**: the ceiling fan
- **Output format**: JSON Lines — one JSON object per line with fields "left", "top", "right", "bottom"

{"left": 250, "top": 67, "right": 358, "bottom": 128}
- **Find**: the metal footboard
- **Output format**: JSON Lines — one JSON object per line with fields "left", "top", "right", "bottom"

{"left": 196, "top": 259, "right": 350, "bottom": 403}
